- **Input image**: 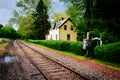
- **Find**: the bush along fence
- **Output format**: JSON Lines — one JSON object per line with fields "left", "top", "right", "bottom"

{"left": 27, "top": 40, "right": 85, "bottom": 56}
{"left": 94, "top": 42, "right": 120, "bottom": 64}
{"left": 28, "top": 40, "right": 120, "bottom": 64}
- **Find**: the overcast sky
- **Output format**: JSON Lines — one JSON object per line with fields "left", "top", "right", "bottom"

{"left": 0, "top": 0, "right": 66, "bottom": 26}
{"left": 51, "top": 0, "right": 66, "bottom": 13}
{"left": 0, "top": 0, "right": 18, "bottom": 26}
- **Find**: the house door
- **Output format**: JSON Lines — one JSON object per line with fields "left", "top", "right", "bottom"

{"left": 67, "top": 34, "right": 70, "bottom": 40}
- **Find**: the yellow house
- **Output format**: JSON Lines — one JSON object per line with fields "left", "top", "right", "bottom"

{"left": 47, "top": 18, "right": 77, "bottom": 41}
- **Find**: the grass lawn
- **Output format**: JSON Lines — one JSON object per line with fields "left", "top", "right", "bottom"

{"left": 28, "top": 42, "right": 120, "bottom": 70}
{"left": 94, "top": 60, "right": 120, "bottom": 70}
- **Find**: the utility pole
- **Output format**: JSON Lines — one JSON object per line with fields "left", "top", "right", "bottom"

{"left": 43, "top": 0, "right": 46, "bottom": 40}
{"left": 43, "top": 9, "right": 46, "bottom": 40}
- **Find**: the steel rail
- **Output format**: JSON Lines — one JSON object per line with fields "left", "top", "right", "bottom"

{"left": 15, "top": 40, "right": 50, "bottom": 80}
{"left": 18, "top": 40, "right": 87, "bottom": 80}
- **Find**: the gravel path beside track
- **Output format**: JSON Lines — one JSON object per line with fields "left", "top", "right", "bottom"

{"left": 23, "top": 41, "right": 120, "bottom": 80}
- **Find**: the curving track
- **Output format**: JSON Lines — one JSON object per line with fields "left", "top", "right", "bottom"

{"left": 14, "top": 40, "right": 86, "bottom": 80}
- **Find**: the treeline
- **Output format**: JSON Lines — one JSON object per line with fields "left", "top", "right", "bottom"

{"left": 6, "top": 0, "right": 120, "bottom": 42}
{"left": 60, "top": 0, "right": 120, "bottom": 43}
{"left": 0, "top": 24, "right": 19, "bottom": 39}
{"left": 9, "top": 0, "right": 51, "bottom": 40}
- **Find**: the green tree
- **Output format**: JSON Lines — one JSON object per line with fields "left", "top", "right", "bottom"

{"left": 33, "top": 0, "right": 50, "bottom": 40}
{"left": 61, "top": 0, "right": 120, "bottom": 42}
{"left": 9, "top": 10, "right": 21, "bottom": 27}
{"left": 0, "top": 24, "right": 4, "bottom": 38}
{"left": 17, "top": 14, "right": 35, "bottom": 39}
{"left": 0, "top": 24, "right": 3, "bottom": 28}
{"left": 9, "top": 0, "right": 52, "bottom": 24}
{"left": 16, "top": 0, "right": 51, "bottom": 14}
{"left": 93, "top": 0, "right": 120, "bottom": 42}
{"left": 1, "top": 25, "right": 18, "bottom": 39}
{"left": 51, "top": 12, "right": 69, "bottom": 23}
{"left": 60, "top": 0, "right": 87, "bottom": 41}
{"left": 9, "top": 0, "right": 51, "bottom": 40}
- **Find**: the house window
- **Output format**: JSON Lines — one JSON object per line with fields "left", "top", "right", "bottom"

{"left": 64, "top": 25, "right": 67, "bottom": 30}
{"left": 56, "top": 34, "right": 57, "bottom": 40}
{"left": 51, "top": 35, "right": 52, "bottom": 39}
{"left": 71, "top": 27, "right": 73, "bottom": 30}
{"left": 67, "top": 34, "right": 70, "bottom": 40}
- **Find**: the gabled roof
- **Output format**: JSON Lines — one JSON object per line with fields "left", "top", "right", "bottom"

{"left": 57, "top": 18, "right": 72, "bottom": 28}
{"left": 51, "top": 18, "right": 72, "bottom": 29}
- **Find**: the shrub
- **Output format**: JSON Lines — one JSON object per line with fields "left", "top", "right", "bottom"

{"left": 1, "top": 38, "right": 10, "bottom": 43}
{"left": 89, "top": 30, "right": 100, "bottom": 39}
{"left": 28, "top": 40, "right": 85, "bottom": 56}
{"left": 94, "top": 42, "right": 120, "bottom": 63}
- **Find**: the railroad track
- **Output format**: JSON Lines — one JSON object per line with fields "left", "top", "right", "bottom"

{"left": 15, "top": 40, "right": 86, "bottom": 80}
{"left": 14, "top": 40, "right": 47, "bottom": 80}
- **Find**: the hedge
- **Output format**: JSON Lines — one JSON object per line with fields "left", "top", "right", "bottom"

{"left": 94, "top": 42, "right": 120, "bottom": 63}
{"left": 28, "top": 40, "right": 85, "bottom": 56}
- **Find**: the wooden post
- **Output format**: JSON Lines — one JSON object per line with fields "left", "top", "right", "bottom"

{"left": 86, "top": 32, "right": 89, "bottom": 40}
{"left": 86, "top": 32, "right": 89, "bottom": 55}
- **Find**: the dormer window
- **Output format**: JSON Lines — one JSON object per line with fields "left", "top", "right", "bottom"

{"left": 64, "top": 25, "right": 67, "bottom": 30}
